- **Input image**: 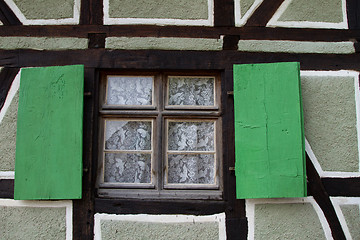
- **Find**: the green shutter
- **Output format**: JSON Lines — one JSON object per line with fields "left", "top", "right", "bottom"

{"left": 14, "top": 65, "right": 84, "bottom": 200}
{"left": 234, "top": 62, "right": 306, "bottom": 199}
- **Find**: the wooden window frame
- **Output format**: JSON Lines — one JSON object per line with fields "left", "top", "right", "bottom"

{"left": 96, "top": 70, "right": 223, "bottom": 200}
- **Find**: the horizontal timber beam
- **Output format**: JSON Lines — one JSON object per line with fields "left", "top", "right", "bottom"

{"left": 322, "top": 178, "right": 360, "bottom": 197}
{"left": 1, "top": 49, "right": 360, "bottom": 71}
{"left": 95, "top": 198, "right": 227, "bottom": 215}
{"left": 0, "top": 25, "right": 359, "bottom": 42}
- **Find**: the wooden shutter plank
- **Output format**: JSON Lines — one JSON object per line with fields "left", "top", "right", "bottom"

{"left": 234, "top": 62, "right": 306, "bottom": 199}
{"left": 14, "top": 65, "right": 84, "bottom": 200}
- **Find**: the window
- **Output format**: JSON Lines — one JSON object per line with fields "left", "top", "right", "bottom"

{"left": 97, "top": 71, "right": 222, "bottom": 199}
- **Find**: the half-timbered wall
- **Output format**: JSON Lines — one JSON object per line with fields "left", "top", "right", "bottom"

{"left": 0, "top": 0, "right": 359, "bottom": 239}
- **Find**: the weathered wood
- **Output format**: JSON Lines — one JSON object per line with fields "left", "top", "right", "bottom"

{"left": 95, "top": 198, "right": 226, "bottom": 215}
{"left": 214, "top": 0, "right": 234, "bottom": 27}
{"left": 222, "top": 68, "right": 246, "bottom": 222}
{"left": 0, "top": 0, "right": 21, "bottom": 26}
{"left": 80, "top": 0, "right": 103, "bottom": 25}
{"left": 88, "top": 33, "right": 106, "bottom": 49}
{"left": 346, "top": 0, "right": 360, "bottom": 30}
{"left": 1, "top": 49, "right": 360, "bottom": 71}
{"left": 226, "top": 217, "right": 248, "bottom": 240}
{"left": 14, "top": 65, "right": 84, "bottom": 200}
{"left": 322, "top": 178, "right": 360, "bottom": 197}
{"left": 0, "top": 67, "right": 19, "bottom": 111}
{"left": 245, "top": 0, "right": 286, "bottom": 26}
{"left": 234, "top": 62, "right": 306, "bottom": 199}
{"left": 73, "top": 67, "right": 97, "bottom": 240}
{"left": 223, "top": 35, "right": 240, "bottom": 50}
{"left": 306, "top": 154, "right": 346, "bottom": 240}
{"left": 0, "top": 179, "right": 14, "bottom": 198}
{"left": 0, "top": 25, "right": 360, "bottom": 42}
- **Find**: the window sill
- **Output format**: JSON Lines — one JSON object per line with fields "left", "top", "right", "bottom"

{"left": 97, "top": 188, "right": 223, "bottom": 200}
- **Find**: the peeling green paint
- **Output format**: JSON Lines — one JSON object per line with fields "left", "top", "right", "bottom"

{"left": 13, "top": 0, "right": 74, "bottom": 19}
{"left": 278, "top": 0, "right": 343, "bottom": 23}
{"left": 109, "top": 0, "right": 208, "bottom": 19}
{"left": 255, "top": 203, "right": 326, "bottom": 240}
{"left": 101, "top": 220, "right": 219, "bottom": 240}
{"left": 0, "top": 206, "right": 66, "bottom": 239}
{"left": 240, "top": 0, "right": 255, "bottom": 17}
{"left": 106, "top": 37, "right": 223, "bottom": 50}
{"left": 0, "top": 91, "right": 18, "bottom": 171}
{"left": 340, "top": 205, "right": 360, "bottom": 240}
{"left": 301, "top": 75, "right": 359, "bottom": 172}
{"left": 238, "top": 40, "right": 355, "bottom": 54}
{"left": 0, "top": 37, "right": 88, "bottom": 50}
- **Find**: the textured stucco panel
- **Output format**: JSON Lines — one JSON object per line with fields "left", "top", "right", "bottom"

{"left": 101, "top": 220, "right": 219, "bottom": 240}
{"left": 106, "top": 37, "right": 223, "bottom": 50}
{"left": 109, "top": 0, "right": 208, "bottom": 19}
{"left": 237, "top": 40, "right": 355, "bottom": 54}
{"left": 254, "top": 203, "right": 326, "bottom": 240}
{"left": 240, "top": 0, "right": 255, "bottom": 17}
{"left": 0, "top": 91, "right": 18, "bottom": 171}
{"left": 0, "top": 37, "right": 88, "bottom": 50}
{"left": 301, "top": 75, "right": 359, "bottom": 172}
{"left": 278, "top": 0, "right": 343, "bottom": 23}
{"left": 340, "top": 205, "right": 360, "bottom": 240}
{"left": 0, "top": 205, "right": 66, "bottom": 239}
{"left": 12, "top": 0, "right": 74, "bottom": 19}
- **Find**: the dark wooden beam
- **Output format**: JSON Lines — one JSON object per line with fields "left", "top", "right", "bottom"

{"left": 0, "top": 0, "right": 21, "bottom": 25}
{"left": 245, "top": 0, "right": 285, "bottom": 26}
{"left": 80, "top": 0, "right": 103, "bottom": 25}
{"left": 95, "top": 198, "right": 227, "bottom": 215}
{"left": 222, "top": 67, "right": 247, "bottom": 238}
{"left": 0, "top": 179, "right": 14, "bottom": 198}
{"left": 1, "top": 25, "right": 360, "bottom": 42}
{"left": 322, "top": 178, "right": 360, "bottom": 197}
{"left": 226, "top": 218, "right": 248, "bottom": 240}
{"left": 214, "top": 0, "right": 234, "bottom": 27}
{"left": 223, "top": 35, "right": 240, "bottom": 50}
{"left": 347, "top": 0, "right": 360, "bottom": 30}
{"left": 1, "top": 49, "right": 360, "bottom": 71}
{"left": 306, "top": 154, "right": 346, "bottom": 240}
{"left": 88, "top": 33, "right": 106, "bottom": 49}
{"left": 0, "top": 67, "right": 20, "bottom": 111}
{"left": 73, "top": 67, "right": 97, "bottom": 240}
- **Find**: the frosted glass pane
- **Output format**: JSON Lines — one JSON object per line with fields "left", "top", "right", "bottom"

{"left": 107, "top": 76, "right": 153, "bottom": 105}
{"left": 167, "top": 154, "right": 215, "bottom": 184}
{"left": 168, "top": 121, "right": 214, "bottom": 151}
{"left": 168, "top": 77, "right": 214, "bottom": 106}
{"left": 104, "top": 153, "right": 151, "bottom": 183}
{"left": 105, "top": 120, "right": 152, "bottom": 150}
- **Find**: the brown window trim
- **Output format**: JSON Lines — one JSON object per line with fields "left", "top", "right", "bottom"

{"left": 96, "top": 70, "right": 223, "bottom": 200}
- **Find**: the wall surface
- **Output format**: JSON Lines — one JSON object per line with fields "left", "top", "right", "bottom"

{"left": 0, "top": 91, "right": 18, "bottom": 171}
{"left": 0, "top": 0, "right": 359, "bottom": 239}
{"left": 254, "top": 203, "right": 326, "bottom": 239}
{"left": 108, "top": 0, "right": 208, "bottom": 19}
{"left": 101, "top": 221, "right": 219, "bottom": 240}
{"left": 94, "top": 213, "right": 226, "bottom": 240}
{"left": 302, "top": 74, "right": 359, "bottom": 172}
{"left": 12, "top": 0, "right": 74, "bottom": 19}
{"left": 0, "top": 200, "right": 71, "bottom": 240}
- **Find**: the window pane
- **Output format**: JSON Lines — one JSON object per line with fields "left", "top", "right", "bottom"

{"left": 105, "top": 120, "right": 152, "bottom": 150}
{"left": 168, "top": 121, "right": 214, "bottom": 151}
{"left": 104, "top": 153, "right": 151, "bottom": 183}
{"left": 167, "top": 154, "right": 215, "bottom": 184}
{"left": 168, "top": 77, "right": 214, "bottom": 106}
{"left": 107, "top": 76, "right": 153, "bottom": 105}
